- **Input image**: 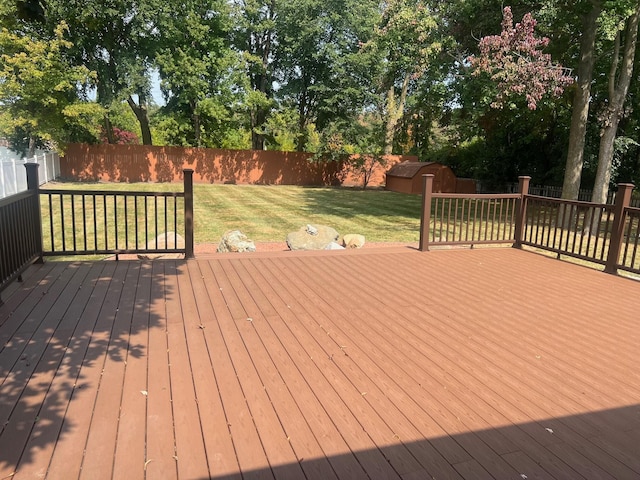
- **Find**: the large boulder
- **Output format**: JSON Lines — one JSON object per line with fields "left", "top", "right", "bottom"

{"left": 286, "top": 224, "right": 340, "bottom": 251}
{"left": 217, "top": 230, "right": 256, "bottom": 253}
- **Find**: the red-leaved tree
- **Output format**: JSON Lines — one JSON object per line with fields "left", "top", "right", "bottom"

{"left": 470, "top": 7, "right": 573, "bottom": 110}
{"left": 101, "top": 127, "right": 139, "bottom": 145}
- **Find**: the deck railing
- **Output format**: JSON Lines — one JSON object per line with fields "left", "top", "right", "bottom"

{"left": 421, "top": 174, "right": 638, "bottom": 276}
{"left": 41, "top": 188, "right": 190, "bottom": 258}
{"left": 619, "top": 206, "right": 640, "bottom": 274}
{"left": 419, "top": 174, "right": 522, "bottom": 251}
{"left": 0, "top": 163, "right": 194, "bottom": 300}
{"left": 520, "top": 196, "right": 615, "bottom": 266}
{"left": 38, "top": 167, "right": 194, "bottom": 259}
{"left": 0, "top": 167, "right": 43, "bottom": 299}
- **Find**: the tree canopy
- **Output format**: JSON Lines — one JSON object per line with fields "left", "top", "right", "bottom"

{"left": 2, "top": 0, "right": 640, "bottom": 194}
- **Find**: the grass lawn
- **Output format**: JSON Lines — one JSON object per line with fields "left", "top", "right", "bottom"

{"left": 42, "top": 182, "right": 423, "bottom": 244}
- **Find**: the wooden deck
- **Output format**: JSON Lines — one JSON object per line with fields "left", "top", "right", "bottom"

{"left": 1, "top": 247, "right": 639, "bottom": 480}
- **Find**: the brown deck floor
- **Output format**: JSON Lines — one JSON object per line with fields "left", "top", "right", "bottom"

{"left": 0, "top": 247, "right": 639, "bottom": 480}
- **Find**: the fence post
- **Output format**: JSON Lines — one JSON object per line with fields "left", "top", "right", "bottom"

{"left": 604, "top": 182, "right": 634, "bottom": 274}
{"left": 183, "top": 169, "right": 194, "bottom": 259}
{"left": 25, "top": 163, "right": 44, "bottom": 263}
{"left": 12, "top": 158, "right": 19, "bottom": 193}
{"left": 513, "top": 176, "right": 531, "bottom": 248}
{"left": 419, "top": 174, "right": 434, "bottom": 252}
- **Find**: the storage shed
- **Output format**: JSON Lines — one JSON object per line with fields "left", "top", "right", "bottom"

{"left": 385, "top": 161, "right": 457, "bottom": 194}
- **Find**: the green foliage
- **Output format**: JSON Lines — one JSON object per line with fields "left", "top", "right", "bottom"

{"left": 105, "top": 101, "right": 143, "bottom": 140}
{"left": 274, "top": 0, "right": 381, "bottom": 149}
{"left": 259, "top": 108, "right": 299, "bottom": 152}
{"left": 155, "top": 0, "right": 237, "bottom": 147}
{"left": 0, "top": 21, "right": 102, "bottom": 153}
{"left": 3, "top": 0, "right": 640, "bottom": 190}
{"left": 310, "top": 115, "right": 387, "bottom": 188}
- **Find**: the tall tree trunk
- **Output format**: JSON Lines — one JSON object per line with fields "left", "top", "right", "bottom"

{"left": 103, "top": 115, "right": 115, "bottom": 144}
{"left": 592, "top": 5, "right": 640, "bottom": 204}
{"left": 251, "top": 107, "right": 266, "bottom": 150}
{"left": 127, "top": 94, "right": 153, "bottom": 145}
{"left": 561, "top": 0, "right": 602, "bottom": 200}
{"left": 296, "top": 94, "right": 308, "bottom": 152}
{"left": 251, "top": 19, "right": 275, "bottom": 150}
{"left": 27, "top": 135, "right": 36, "bottom": 158}
{"left": 250, "top": 72, "right": 269, "bottom": 150}
{"left": 191, "top": 100, "right": 201, "bottom": 147}
{"left": 384, "top": 73, "right": 410, "bottom": 155}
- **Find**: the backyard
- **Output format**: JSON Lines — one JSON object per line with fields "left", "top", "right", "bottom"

{"left": 40, "top": 182, "right": 424, "bottom": 247}
{"left": 2, "top": 174, "right": 640, "bottom": 479}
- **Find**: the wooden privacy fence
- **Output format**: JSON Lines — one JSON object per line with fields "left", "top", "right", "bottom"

{"left": 420, "top": 174, "right": 640, "bottom": 275}
{"left": 0, "top": 163, "right": 194, "bottom": 301}
{"left": 61, "top": 143, "right": 417, "bottom": 187}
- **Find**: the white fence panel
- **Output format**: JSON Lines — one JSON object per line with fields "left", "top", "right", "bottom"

{"left": 0, "top": 152, "right": 60, "bottom": 199}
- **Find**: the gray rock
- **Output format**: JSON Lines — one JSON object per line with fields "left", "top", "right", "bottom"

{"left": 342, "top": 234, "right": 365, "bottom": 249}
{"left": 324, "top": 241, "right": 345, "bottom": 250}
{"left": 217, "top": 230, "right": 256, "bottom": 253}
{"left": 286, "top": 224, "right": 340, "bottom": 251}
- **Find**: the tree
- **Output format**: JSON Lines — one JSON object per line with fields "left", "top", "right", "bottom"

{"left": 44, "top": 0, "right": 157, "bottom": 144}
{"left": 0, "top": 21, "right": 101, "bottom": 155}
{"left": 274, "top": 0, "right": 380, "bottom": 151}
{"left": 470, "top": 7, "right": 574, "bottom": 111}
{"left": 313, "top": 115, "right": 386, "bottom": 188}
{"left": 154, "top": 0, "right": 234, "bottom": 147}
{"left": 561, "top": 0, "right": 603, "bottom": 200}
{"left": 371, "top": 0, "right": 447, "bottom": 155}
{"left": 231, "top": 0, "right": 277, "bottom": 150}
{"left": 591, "top": 3, "right": 640, "bottom": 203}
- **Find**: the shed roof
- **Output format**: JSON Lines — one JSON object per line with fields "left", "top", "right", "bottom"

{"left": 386, "top": 161, "right": 438, "bottom": 178}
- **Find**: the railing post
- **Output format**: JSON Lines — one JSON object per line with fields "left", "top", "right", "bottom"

{"left": 419, "top": 174, "right": 434, "bottom": 252}
{"left": 513, "top": 175, "right": 531, "bottom": 248}
{"left": 25, "top": 163, "right": 44, "bottom": 263}
{"left": 604, "top": 182, "right": 634, "bottom": 274}
{"left": 183, "top": 169, "right": 194, "bottom": 259}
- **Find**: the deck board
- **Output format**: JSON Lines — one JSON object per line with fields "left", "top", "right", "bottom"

{"left": 11, "top": 262, "right": 110, "bottom": 480}
{"left": 79, "top": 262, "right": 141, "bottom": 480}
{"left": 1, "top": 247, "right": 639, "bottom": 479}
{"left": 165, "top": 260, "right": 211, "bottom": 480}
{"left": 144, "top": 260, "right": 179, "bottom": 480}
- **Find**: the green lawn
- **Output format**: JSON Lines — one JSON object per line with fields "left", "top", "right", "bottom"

{"left": 42, "top": 182, "right": 423, "bottom": 244}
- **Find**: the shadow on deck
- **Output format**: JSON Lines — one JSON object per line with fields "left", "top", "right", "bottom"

{"left": 1, "top": 247, "right": 638, "bottom": 479}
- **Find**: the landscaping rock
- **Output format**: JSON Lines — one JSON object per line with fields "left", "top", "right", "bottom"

{"left": 217, "top": 230, "right": 256, "bottom": 253}
{"left": 342, "top": 234, "right": 365, "bottom": 249}
{"left": 138, "top": 232, "right": 185, "bottom": 260}
{"left": 324, "top": 241, "right": 345, "bottom": 250}
{"left": 286, "top": 224, "right": 340, "bottom": 251}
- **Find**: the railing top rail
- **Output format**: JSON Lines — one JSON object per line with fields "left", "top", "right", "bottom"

{"left": 40, "top": 188, "right": 185, "bottom": 198}
{"left": 433, "top": 193, "right": 521, "bottom": 199}
{"left": 525, "top": 193, "right": 613, "bottom": 210}
{"left": 0, "top": 189, "right": 35, "bottom": 208}
{"left": 624, "top": 205, "right": 640, "bottom": 214}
